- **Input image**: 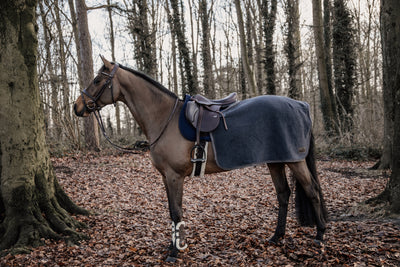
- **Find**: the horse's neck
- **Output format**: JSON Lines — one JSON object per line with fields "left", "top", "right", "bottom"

{"left": 119, "top": 73, "right": 175, "bottom": 143}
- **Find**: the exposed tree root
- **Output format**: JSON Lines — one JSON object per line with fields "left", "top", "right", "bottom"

{"left": 0, "top": 170, "right": 89, "bottom": 255}
{"left": 0, "top": 194, "right": 88, "bottom": 256}
{"left": 54, "top": 177, "right": 90, "bottom": 216}
{"left": 342, "top": 189, "right": 400, "bottom": 222}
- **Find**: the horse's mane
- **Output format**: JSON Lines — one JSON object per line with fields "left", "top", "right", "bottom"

{"left": 118, "top": 64, "right": 179, "bottom": 100}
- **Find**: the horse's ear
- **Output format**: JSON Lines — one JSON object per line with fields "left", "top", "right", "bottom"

{"left": 100, "top": 55, "right": 113, "bottom": 70}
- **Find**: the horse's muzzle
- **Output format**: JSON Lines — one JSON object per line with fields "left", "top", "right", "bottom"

{"left": 74, "top": 103, "right": 86, "bottom": 117}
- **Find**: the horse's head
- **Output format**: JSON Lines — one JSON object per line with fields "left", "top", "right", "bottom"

{"left": 74, "top": 56, "right": 121, "bottom": 117}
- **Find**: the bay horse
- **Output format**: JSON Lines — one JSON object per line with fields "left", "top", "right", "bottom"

{"left": 74, "top": 56, "right": 327, "bottom": 260}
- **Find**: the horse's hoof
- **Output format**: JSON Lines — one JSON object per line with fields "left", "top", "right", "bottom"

{"left": 166, "top": 256, "right": 178, "bottom": 263}
{"left": 268, "top": 234, "right": 283, "bottom": 245}
{"left": 268, "top": 239, "right": 277, "bottom": 245}
{"left": 313, "top": 239, "right": 324, "bottom": 246}
{"left": 267, "top": 237, "right": 280, "bottom": 245}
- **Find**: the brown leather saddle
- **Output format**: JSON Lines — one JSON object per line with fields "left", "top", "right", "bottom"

{"left": 185, "top": 93, "right": 237, "bottom": 163}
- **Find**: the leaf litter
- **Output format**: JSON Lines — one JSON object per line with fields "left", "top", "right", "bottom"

{"left": 1, "top": 152, "right": 399, "bottom": 266}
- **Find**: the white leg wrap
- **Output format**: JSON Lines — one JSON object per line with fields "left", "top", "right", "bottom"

{"left": 171, "top": 221, "right": 188, "bottom": 250}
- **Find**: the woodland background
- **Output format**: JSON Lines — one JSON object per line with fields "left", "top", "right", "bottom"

{"left": 2, "top": 0, "right": 400, "bottom": 265}
{"left": 37, "top": 0, "right": 382, "bottom": 158}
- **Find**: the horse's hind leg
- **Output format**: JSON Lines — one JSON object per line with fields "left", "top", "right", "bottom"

{"left": 267, "top": 163, "right": 291, "bottom": 244}
{"left": 287, "top": 161, "right": 326, "bottom": 241}
{"left": 162, "top": 172, "right": 187, "bottom": 260}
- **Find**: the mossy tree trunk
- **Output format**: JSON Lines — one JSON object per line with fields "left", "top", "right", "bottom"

{"left": 332, "top": 0, "right": 357, "bottom": 134}
{"left": 0, "top": 0, "right": 88, "bottom": 254}
{"left": 372, "top": 0, "right": 400, "bottom": 212}
{"left": 284, "top": 0, "right": 303, "bottom": 100}
{"left": 261, "top": 0, "right": 278, "bottom": 96}
{"left": 199, "top": 0, "right": 215, "bottom": 99}
{"left": 168, "top": 0, "right": 198, "bottom": 96}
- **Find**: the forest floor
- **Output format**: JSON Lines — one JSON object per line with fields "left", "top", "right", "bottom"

{"left": 1, "top": 152, "right": 399, "bottom": 266}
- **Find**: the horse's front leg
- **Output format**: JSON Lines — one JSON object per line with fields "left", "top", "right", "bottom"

{"left": 162, "top": 173, "right": 187, "bottom": 261}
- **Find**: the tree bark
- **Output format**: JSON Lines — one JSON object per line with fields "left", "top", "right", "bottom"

{"left": 107, "top": 0, "right": 121, "bottom": 136}
{"left": 323, "top": 0, "right": 337, "bottom": 122}
{"left": 0, "top": 0, "right": 88, "bottom": 253}
{"left": 39, "top": 1, "right": 61, "bottom": 139}
{"left": 168, "top": 0, "right": 198, "bottom": 95}
{"left": 164, "top": 1, "right": 179, "bottom": 95}
{"left": 284, "top": 0, "right": 302, "bottom": 100}
{"left": 53, "top": 0, "right": 72, "bottom": 124}
{"left": 74, "top": 0, "right": 101, "bottom": 151}
{"left": 261, "top": 0, "right": 278, "bottom": 95}
{"left": 312, "top": 0, "right": 339, "bottom": 135}
{"left": 127, "top": 0, "right": 157, "bottom": 77}
{"left": 234, "top": 0, "right": 257, "bottom": 98}
{"left": 375, "top": 0, "right": 400, "bottom": 211}
{"left": 332, "top": 0, "right": 356, "bottom": 133}
{"left": 375, "top": 0, "right": 395, "bottom": 170}
{"left": 199, "top": 0, "right": 215, "bottom": 98}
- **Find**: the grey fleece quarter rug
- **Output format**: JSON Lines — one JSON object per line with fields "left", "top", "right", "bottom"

{"left": 210, "top": 95, "right": 312, "bottom": 170}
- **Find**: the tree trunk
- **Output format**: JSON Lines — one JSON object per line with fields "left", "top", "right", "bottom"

{"left": 164, "top": 1, "right": 179, "bottom": 96}
{"left": 374, "top": 0, "right": 395, "bottom": 170}
{"left": 168, "top": 0, "right": 197, "bottom": 95}
{"left": 39, "top": 1, "right": 61, "bottom": 139}
{"left": 0, "top": 0, "right": 88, "bottom": 253}
{"left": 323, "top": 0, "right": 337, "bottom": 123}
{"left": 127, "top": 0, "right": 157, "bottom": 77}
{"left": 74, "top": 0, "right": 101, "bottom": 151}
{"left": 261, "top": 0, "right": 278, "bottom": 95}
{"left": 234, "top": 0, "right": 257, "bottom": 98}
{"left": 312, "top": 0, "right": 339, "bottom": 135}
{"left": 199, "top": 0, "right": 215, "bottom": 98}
{"left": 253, "top": 0, "right": 265, "bottom": 95}
{"left": 284, "top": 0, "right": 302, "bottom": 100}
{"left": 107, "top": 0, "right": 121, "bottom": 136}
{"left": 332, "top": 0, "right": 356, "bottom": 134}
{"left": 188, "top": 0, "right": 199, "bottom": 97}
{"left": 54, "top": 0, "right": 71, "bottom": 123}
{"left": 376, "top": 0, "right": 400, "bottom": 211}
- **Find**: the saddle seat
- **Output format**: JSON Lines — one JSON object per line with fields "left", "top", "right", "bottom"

{"left": 190, "top": 92, "right": 237, "bottom": 106}
{"left": 185, "top": 92, "right": 237, "bottom": 134}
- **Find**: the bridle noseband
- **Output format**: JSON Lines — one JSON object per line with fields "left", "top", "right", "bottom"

{"left": 81, "top": 63, "right": 119, "bottom": 111}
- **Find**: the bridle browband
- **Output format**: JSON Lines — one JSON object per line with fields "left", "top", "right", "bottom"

{"left": 80, "top": 63, "right": 179, "bottom": 152}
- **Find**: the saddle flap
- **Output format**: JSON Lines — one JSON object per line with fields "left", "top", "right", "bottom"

{"left": 185, "top": 101, "right": 221, "bottom": 132}
{"left": 185, "top": 101, "right": 199, "bottom": 126}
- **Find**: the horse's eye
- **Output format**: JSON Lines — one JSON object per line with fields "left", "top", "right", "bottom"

{"left": 93, "top": 77, "right": 101, "bottom": 85}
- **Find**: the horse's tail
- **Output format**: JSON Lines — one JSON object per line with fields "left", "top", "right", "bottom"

{"left": 295, "top": 132, "right": 328, "bottom": 226}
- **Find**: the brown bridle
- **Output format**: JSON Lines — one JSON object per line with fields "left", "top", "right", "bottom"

{"left": 79, "top": 63, "right": 179, "bottom": 152}
{"left": 81, "top": 63, "right": 120, "bottom": 111}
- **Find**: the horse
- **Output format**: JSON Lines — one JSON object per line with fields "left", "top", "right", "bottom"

{"left": 74, "top": 56, "right": 328, "bottom": 261}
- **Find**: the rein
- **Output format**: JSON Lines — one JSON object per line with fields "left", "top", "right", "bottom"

{"left": 148, "top": 97, "right": 179, "bottom": 147}
{"left": 81, "top": 63, "right": 179, "bottom": 152}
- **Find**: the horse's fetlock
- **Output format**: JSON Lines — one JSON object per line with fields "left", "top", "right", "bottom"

{"left": 171, "top": 221, "right": 187, "bottom": 251}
